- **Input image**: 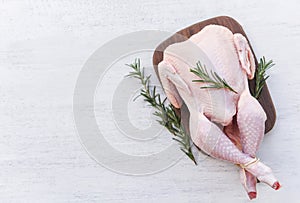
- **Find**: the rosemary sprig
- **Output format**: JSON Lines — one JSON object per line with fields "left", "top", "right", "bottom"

{"left": 254, "top": 57, "right": 274, "bottom": 99}
{"left": 126, "top": 59, "right": 197, "bottom": 165}
{"left": 190, "top": 61, "right": 238, "bottom": 94}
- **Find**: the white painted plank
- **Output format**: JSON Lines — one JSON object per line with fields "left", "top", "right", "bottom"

{"left": 0, "top": 0, "right": 299, "bottom": 202}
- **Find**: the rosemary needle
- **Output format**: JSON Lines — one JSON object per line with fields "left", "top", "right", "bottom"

{"left": 126, "top": 59, "right": 197, "bottom": 165}
{"left": 254, "top": 56, "right": 274, "bottom": 99}
{"left": 191, "top": 58, "right": 274, "bottom": 99}
{"left": 190, "top": 61, "right": 238, "bottom": 94}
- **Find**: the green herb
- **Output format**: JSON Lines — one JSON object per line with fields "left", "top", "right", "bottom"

{"left": 190, "top": 61, "right": 238, "bottom": 94}
{"left": 126, "top": 59, "right": 197, "bottom": 165}
{"left": 254, "top": 57, "right": 274, "bottom": 99}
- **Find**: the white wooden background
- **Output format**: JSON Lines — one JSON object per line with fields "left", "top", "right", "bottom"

{"left": 1, "top": 0, "right": 300, "bottom": 202}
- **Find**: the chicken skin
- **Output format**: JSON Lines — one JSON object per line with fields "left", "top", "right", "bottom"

{"left": 157, "top": 25, "right": 280, "bottom": 199}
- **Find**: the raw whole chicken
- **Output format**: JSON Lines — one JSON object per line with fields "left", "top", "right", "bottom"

{"left": 157, "top": 25, "right": 280, "bottom": 199}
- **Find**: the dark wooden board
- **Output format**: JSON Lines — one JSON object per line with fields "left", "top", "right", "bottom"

{"left": 152, "top": 16, "right": 276, "bottom": 133}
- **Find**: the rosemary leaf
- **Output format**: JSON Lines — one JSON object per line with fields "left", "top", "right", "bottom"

{"left": 126, "top": 59, "right": 197, "bottom": 165}
{"left": 190, "top": 61, "right": 238, "bottom": 94}
{"left": 254, "top": 57, "right": 274, "bottom": 99}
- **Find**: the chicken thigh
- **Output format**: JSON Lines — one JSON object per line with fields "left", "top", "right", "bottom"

{"left": 157, "top": 25, "right": 280, "bottom": 199}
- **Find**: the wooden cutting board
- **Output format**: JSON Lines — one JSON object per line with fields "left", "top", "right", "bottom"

{"left": 152, "top": 16, "right": 276, "bottom": 134}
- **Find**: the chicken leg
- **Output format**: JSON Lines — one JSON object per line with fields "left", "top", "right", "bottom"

{"left": 158, "top": 61, "right": 280, "bottom": 189}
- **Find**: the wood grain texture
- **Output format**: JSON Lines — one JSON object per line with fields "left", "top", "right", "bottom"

{"left": 153, "top": 16, "right": 276, "bottom": 133}
{"left": 1, "top": 0, "right": 300, "bottom": 202}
